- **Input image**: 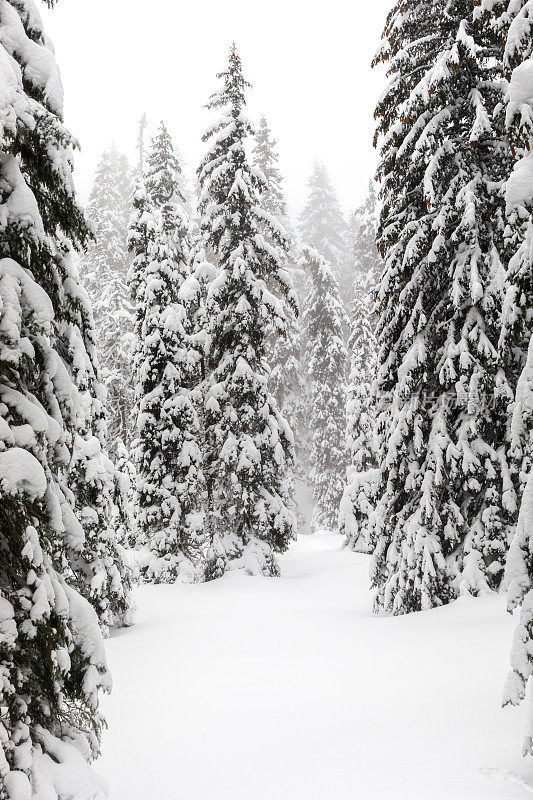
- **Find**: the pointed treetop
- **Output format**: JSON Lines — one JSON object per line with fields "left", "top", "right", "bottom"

{"left": 253, "top": 115, "right": 289, "bottom": 220}
{"left": 137, "top": 111, "right": 148, "bottom": 171}
{"left": 206, "top": 42, "right": 252, "bottom": 116}
{"left": 299, "top": 161, "right": 350, "bottom": 274}
{"left": 145, "top": 121, "right": 186, "bottom": 207}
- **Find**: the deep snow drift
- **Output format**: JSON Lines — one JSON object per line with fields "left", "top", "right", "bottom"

{"left": 97, "top": 532, "right": 533, "bottom": 799}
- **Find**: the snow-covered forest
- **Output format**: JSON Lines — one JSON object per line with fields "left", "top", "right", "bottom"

{"left": 4, "top": 0, "right": 533, "bottom": 798}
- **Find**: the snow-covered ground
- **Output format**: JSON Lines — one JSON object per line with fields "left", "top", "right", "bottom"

{"left": 97, "top": 532, "right": 533, "bottom": 799}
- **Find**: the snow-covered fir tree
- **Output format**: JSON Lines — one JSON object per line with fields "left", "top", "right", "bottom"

{"left": 497, "top": 0, "right": 533, "bottom": 755}
{"left": 253, "top": 116, "right": 304, "bottom": 475}
{"left": 498, "top": 0, "right": 533, "bottom": 483}
{"left": 253, "top": 116, "right": 291, "bottom": 225}
{"left": 129, "top": 122, "right": 204, "bottom": 583}
{"left": 267, "top": 309, "right": 304, "bottom": 483}
{"left": 339, "top": 184, "right": 381, "bottom": 553}
{"left": 67, "top": 363, "right": 134, "bottom": 633}
{"left": 81, "top": 147, "right": 134, "bottom": 454}
{"left": 137, "top": 111, "right": 148, "bottom": 172}
{"left": 299, "top": 161, "right": 352, "bottom": 311}
{"left": 113, "top": 439, "right": 137, "bottom": 548}
{"left": 0, "top": 1, "right": 114, "bottom": 795}
{"left": 504, "top": 341, "right": 533, "bottom": 753}
{"left": 198, "top": 44, "right": 297, "bottom": 578}
{"left": 349, "top": 182, "right": 380, "bottom": 283}
{"left": 371, "top": 0, "right": 514, "bottom": 615}
{"left": 301, "top": 246, "right": 349, "bottom": 532}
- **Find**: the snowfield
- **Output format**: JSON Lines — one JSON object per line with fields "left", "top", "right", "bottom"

{"left": 97, "top": 532, "right": 533, "bottom": 799}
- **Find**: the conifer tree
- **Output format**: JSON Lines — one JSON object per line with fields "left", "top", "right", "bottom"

{"left": 349, "top": 183, "right": 380, "bottom": 282}
{"left": 113, "top": 440, "right": 137, "bottom": 548}
{"left": 372, "top": 0, "right": 514, "bottom": 614}
{"left": 67, "top": 366, "right": 134, "bottom": 633}
{"left": 130, "top": 123, "right": 204, "bottom": 583}
{"left": 81, "top": 147, "right": 134, "bottom": 453}
{"left": 498, "top": 0, "right": 533, "bottom": 481}
{"left": 137, "top": 112, "right": 148, "bottom": 172}
{"left": 301, "top": 246, "right": 349, "bottom": 532}
{"left": 198, "top": 44, "right": 296, "bottom": 578}
{"left": 503, "top": 341, "right": 533, "bottom": 754}
{"left": 299, "top": 162, "right": 352, "bottom": 310}
{"left": 496, "top": 0, "right": 533, "bottom": 754}
{"left": 253, "top": 116, "right": 304, "bottom": 472}
{"left": 339, "top": 185, "right": 381, "bottom": 552}
{"left": 254, "top": 116, "right": 290, "bottom": 221}
{"left": 0, "top": 2, "right": 112, "bottom": 794}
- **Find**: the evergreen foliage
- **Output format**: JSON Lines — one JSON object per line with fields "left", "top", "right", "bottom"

{"left": 339, "top": 184, "right": 381, "bottom": 553}
{"left": 299, "top": 161, "right": 352, "bottom": 311}
{"left": 497, "top": 0, "right": 533, "bottom": 756}
{"left": 503, "top": 340, "right": 533, "bottom": 754}
{"left": 0, "top": 2, "right": 115, "bottom": 795}
{"left": 253, "top": 116, "right": 291, "bottom": 224}
{"left": 499, "top": 0, "right": 533, "bottom": 489}
{"left": 371, "top": 0, "right": 514, "bottom": 614}
{"left": 67, "top": 373, "right": 134, "bottom": 633}
{"left": 81, "top": 147, "right": 134, "bottom": 454}
{"left": 301, "top": 246, "right": 349, "bottom": 532}
{"left": 129, "top": 123, "right": 204, "bottom": 583}
{"left": 113, "top": 440, "right": 137, "bottom": 548}
{"left": 253, "top": 116, "right": 305, "bottom": 478}
{"left": 198, "top": 44, "right": 297, "bottom": 578}
{"left": 137, "top": 112, "right": 148, "bottom": 172}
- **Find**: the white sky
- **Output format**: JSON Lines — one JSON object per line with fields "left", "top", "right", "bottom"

{"left": 41, "top": 0, "right": 391, "bottom": 219}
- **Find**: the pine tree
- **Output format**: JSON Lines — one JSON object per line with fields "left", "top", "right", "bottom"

{"left": 339, "top": 185, "right": 381, "bottom": 553}
{"left": 253, "top": 116, "right": 304, "bottom": 476}
{"left": 498, "top": 0, "right": 533, "bottom": 487}
{"left": 299, "top": 161, "right": 351, "bottom": 311}
{"left": 349, "top": 182, "right": 380, "bottom": 281}
{"left": 371, "top": 0, "right": 514, "bottom": 614}
{"left": 130, "top": 122, "right": 204, "bottom": 583}
{"left": 253, "top": 116, "right": 292, "bottom": 228}
{"left": 113, "top": 440, "right": 137, "bottom": 548}
{"left": 137, "top": 111, "right": 148, "bottom": 172}
{"left": 0, "top": 2, "right": 112, "bottom": 795}
{"left": 301, "top": 246, "right": 349, "bottom": 532}
{"left": 198, "top": 44, "right": 296, "bottom": 578}
{"left": 503, "top": 341, "right": 533, "bottom": 754}
{"left": 81, "top": 147, "right": 134, "bottom": 454}
{"left": 267, "top": 312, "right": 304, "bottom": 471}
{"left": 497, "top": 0, "right": 533, "bottom": 755}
{"left": 67, "top": 364, "right": 134, "bottom": 633}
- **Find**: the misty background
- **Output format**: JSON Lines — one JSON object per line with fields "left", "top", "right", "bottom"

{"left": 41, "top": 0, "right": 391, "bottom": 214}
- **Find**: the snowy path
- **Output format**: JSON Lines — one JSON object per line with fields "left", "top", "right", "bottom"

{"left": 98, "top": 533, "right": 533, "bottom": 799}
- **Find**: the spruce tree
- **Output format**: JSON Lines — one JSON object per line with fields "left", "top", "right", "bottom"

{"left": 0, "top": 2, "right": 112, "bottom": 794}
{"left": 81, "top": 147, "right": 134, "bottom": 454}
{"left": 130, "top": 122, "right": 204, "bottom": 583}
{"left": 198, "top": 44, "right": 296, "bottom": 578}
{"left": 299, "top": 162, "right": 352, "bottom": 311}
{"left": 137, "top": 112, "right": 148, "bottom": 172}
{"left": 67, "top": 378, "right": 134, "bottom": 633}
{"left": 349, "top": 183, "right": 380, "bottom": 283}
{"left": 301, "top": 246, "right": 349, "bottom": 532}
{"left": 504, "top": 342, "right": 533, "bottom": 754}
{"left": 253, "top": 116, "right": 291, "bottom": 224}
{"left": 253, "top": 116, "right": 304, "bottom": 477}
{"left": 372, "top": 0, "right": 514, "bottom": 614}
{"left": 339, "top": 185, "right": 381, "bottom": 553}
{"left": 113, "top": 440, "right": 137, "bottom": 548}
{"left": 498, "top": 0, "right": 533, "bottom": 483}
{"left": 497, "top": 0, "right": 533, "bottom": 755}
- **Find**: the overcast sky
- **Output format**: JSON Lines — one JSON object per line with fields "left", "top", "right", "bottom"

{"left": 42, "top": 0, "right": 392, "bottom": 220}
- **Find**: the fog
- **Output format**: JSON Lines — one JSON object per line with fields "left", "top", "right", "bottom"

{"left": 42, "top": 0, "right": 391, "bottom": 215}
